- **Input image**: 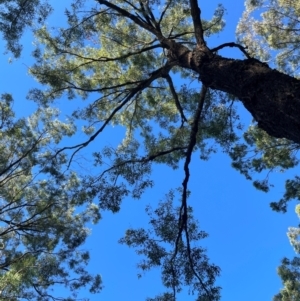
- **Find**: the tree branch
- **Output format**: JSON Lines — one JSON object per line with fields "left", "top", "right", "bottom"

{"left": 53, "top": 62, "right": 177, "bottom": 167}
{"left": 181, "top": 85, "right": 212, "bottom": 297}
{"left": 58, "top": 43, "right": 162, "bottom": 73}
{"left": 170, "top": 85, "right": 212, "bottom": 297}
{"left": 158, "top": 0, "right": 172, "bottom": 26}
{"left": 189, "top": 0, "right": 206, "bottom": 46}
{"left": 210, "top": 42, "right": 251, "bottom": 59}
{"left": 0, "top": 133, "right": 44, "bottom": 178}
{"left": 163, "top": 74, "right": 187, "bottom": 125}
{"left": 96, "top": 146, "right": 187, "bottom": 181}
{"left": 97, "top": 0, "right": 158, "bottom": 35}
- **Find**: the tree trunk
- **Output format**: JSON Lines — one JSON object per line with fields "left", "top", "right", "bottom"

{"left": 175, "top": 44, "right": 300, "bottom": 144}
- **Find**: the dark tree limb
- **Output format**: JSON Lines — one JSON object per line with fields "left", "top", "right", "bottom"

{"left": 171, "top": 85, "right": 211, "bottom": 297}
{"left": 181, "top": 85, "right": 214, "bottom": 298}
{"left": 163, "top": 74, "right": 188, "bottom": 125}
{"left": 171, "top": 85, "right": 212, "bottom": 300}
{"left": 158, "top": 0, "right": 172, "bottom": 26}
{"left": 97, "top": 0, "right": 158, "bottom": 35}
{"left": 189, "top": 0, "right": 206, "bottom": 47}
{"left": 210, "top": 42, "right": 251, "bottom": 59}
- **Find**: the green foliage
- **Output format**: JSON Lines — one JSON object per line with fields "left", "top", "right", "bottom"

{"left": 273, "top": 257, "right": 300, "bottom": 301}
{"left": 274, "top": 205, "right": 300, "bottom": 301}
{"left": 119, "top": 191, "right": 220, "bottom": 301}
{"left": 0, "top": 1, "right": 228, "bottom": 297}
{"left": 237, "top": 0, "right": 300, "bottom": 75}
{"left": 0, "top": 0, "right": 52, "bottom": 58}
{"left": 229, "top": 124, "right": 300, "bottom": 212}
{"left": 0, "top": 94, "right": 102, "bottom": 300}
{"left": 1, "top": 0, "right": 300, "bottom": 300}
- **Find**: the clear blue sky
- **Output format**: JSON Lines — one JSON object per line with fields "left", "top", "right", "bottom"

{"left": 0, "top": 1, "right": 299, "bottom": 300}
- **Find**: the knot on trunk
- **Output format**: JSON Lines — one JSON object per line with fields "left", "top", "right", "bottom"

{"left": 190, "top": 46, "right": 212, "bottom": 70}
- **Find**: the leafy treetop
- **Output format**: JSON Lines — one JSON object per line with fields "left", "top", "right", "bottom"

{"left": 0, "top": 0, "right": 300, "bottom": 300}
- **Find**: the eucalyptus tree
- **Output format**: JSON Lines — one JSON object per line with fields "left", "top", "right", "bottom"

{"left": 1, "top": 0, "right": 300, "bottom": 300}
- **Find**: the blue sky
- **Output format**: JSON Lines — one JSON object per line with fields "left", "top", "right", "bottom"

{"left": 1, "top": 1, "right": 299, "bottom": 300}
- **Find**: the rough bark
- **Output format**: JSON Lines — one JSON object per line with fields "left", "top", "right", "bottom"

{"left": 174, "top": 44, "right": 300, "bottom": 144}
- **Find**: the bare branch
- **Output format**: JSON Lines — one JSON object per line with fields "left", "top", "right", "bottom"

{"left": 169, "top": 31, "right": 195, "bottom": 39}
{"left": 189, "top": 0, "right": 206, "bottom": 46}
{"left": 183, "top": 85, "right": 212, "bottom": 297}
{"left": 210, "top": 42, "right": 251, "bottom": 59}
{"left": 158, "top": 0, "right": 173, "bottom": 26}
{"left": 97, "top": 0, "right": 158, "bottom": 35}
{"left": 170, "top": 85, "right": 212, "bottom": 297}
{"left": 139, "top": 0, "right": 160, "bottom": 31}
{"left": 138, "top": 1, "right": 153, "bottom": 26}
{"left": 163, "top": 74, "right": 187, "bottom": 125}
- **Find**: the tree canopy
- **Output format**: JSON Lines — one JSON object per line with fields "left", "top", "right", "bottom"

{"left": 1, "top": 0, "right": 300, "bottom": 300}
